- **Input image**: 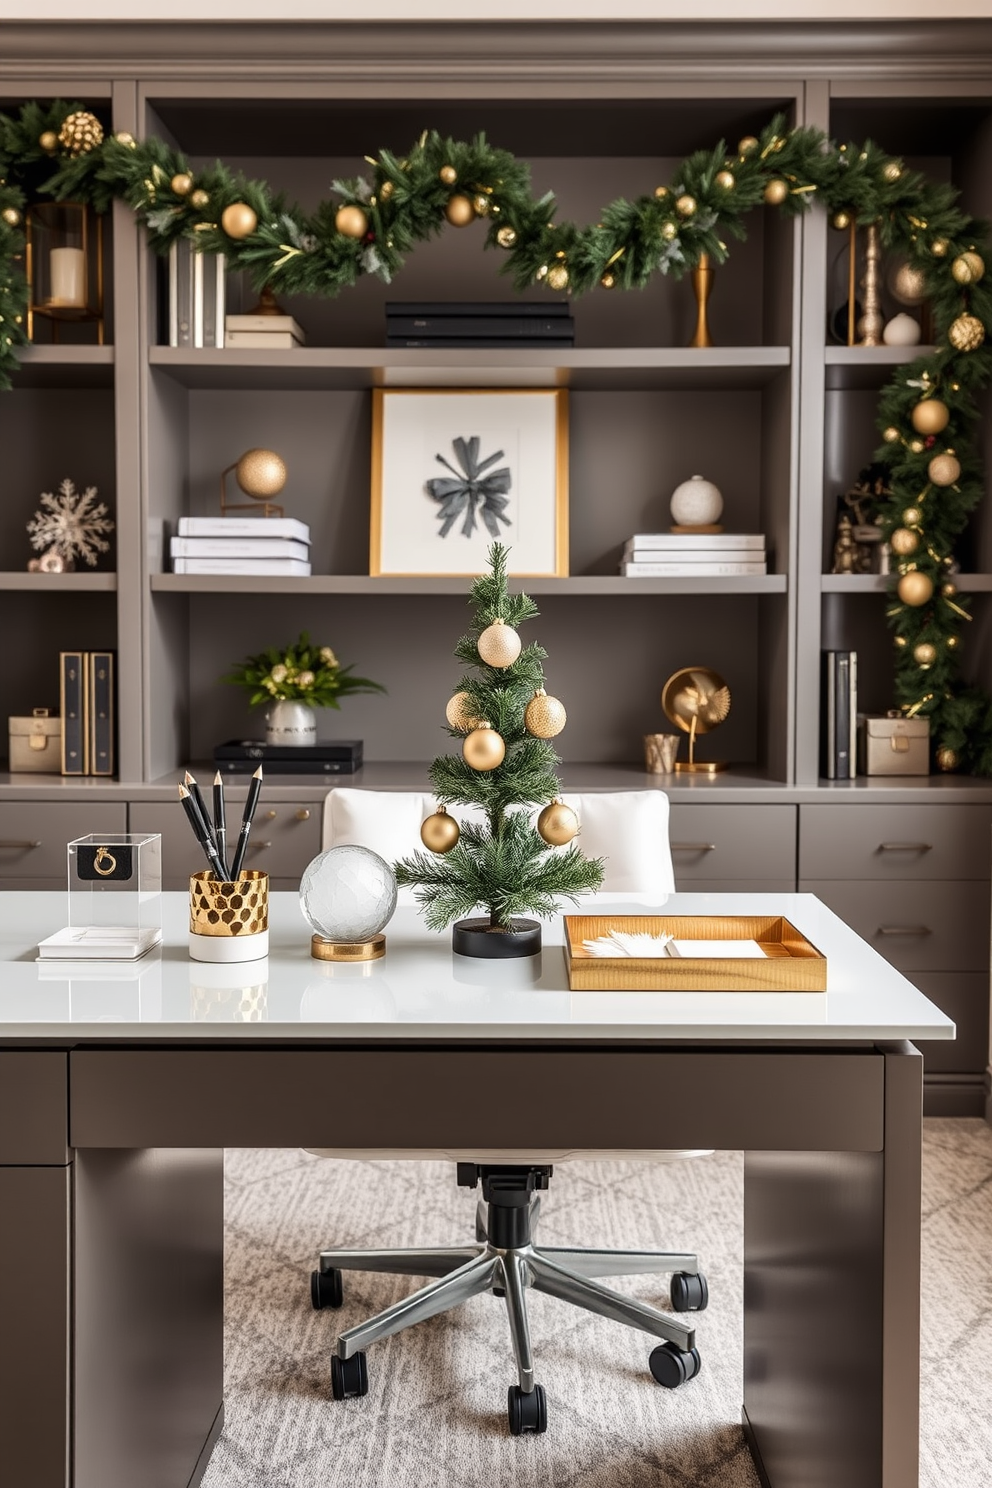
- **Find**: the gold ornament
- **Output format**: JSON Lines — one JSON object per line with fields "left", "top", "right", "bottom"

{"left": 334, "top": 204, "right": 368, "bottom": 239}
{"left": 675, "top": 195, "right": 697, "bottom": 217}
{"left": 524, "top": 688, "right": 567, "bottom": 739}
{"left": 171, "top": 172, "right": 193, "bottom": 197}
{"left": 379, "top": 180, "right": 394, "bottom": 200}
{"left": 911, "top": 399, "right": 949, "bottom": 436}
{"left": 496, "top": 225, "right": 517, "bottom": 249}
{"left": 537, "top": 799, "right": 579, "bottom": 847}
{"left": 477, "top": 619, "right": 521, "bottom": 669}
{"left": 234, "top": 448, "right": 287, "bottom": 498}
{"left": 472, "top": 193, "right": 491, "bottom": 217}
{"left": 715, "top": 170, "right": 735, "bottom": 190}
{"left": 462, "top": 723, "right": 505, "bottom": 772}
{"left": 883, "top": 162, "right": 902, "bottom": 182}
{"left": 928, "top": 452, "right": 961, "bottom": 486}
{"left": 897, "top": 571, "right": 934, "bottom": 607}
{"left": 444, "top": 691, "right": 479, "bottom": 733}
{"left": 1, "top": 207, "right": 20, "bottom": 227}
{"left": 951, "top": 250, "right": 984, "bottom": 285}
{"left": 444, "top": 194, "right": 475, "bottom": 228}
{"left": 890, "top": 528, "right": 919, "bottom": 556}
{"left": 738, "top": 136, "right": 759, "bottom": 155}
{"left": 894, "top": 634, "right": 908, "bottom": 648}
{"left": 831, "top": 210, "right": 852, "bottom": 231}
{"left": 948, "top": 313, "right": 985, "bottom": 352}
{"left": 942, "top": 580, "right": 958, "bottom": 597}
{"left": 891, "top": 262, "right": 927, "bottom": 304}
{"left": 935, "top": 745, "right": 959, "bottom": 772}
{"left": 190, "top": 189, "right": 209, "bottom": 208}
{"left": 114, "top": 131, "right": 136, "bottom": 148}
{"left": 420, "top": 806, "right": 460, "bottom": 854}
{"left": 39, "top": 130, "right": 58, "bottom": 153}
{"left": 439, "top": 165, "right": 458, "bottom": 185}
{"left": 763, "top": 179, "right": 788, "bottom": 206}
{"left": 903, "top": 506, "right": 922, "bottom": 527}
{"left": 546, "top": 263, "right": 569, "bottom": 291}
{"left": 660, "top": 221, "right": 678, "bottom": 241}
{"left": 59, "top": 111, "right": 103, "bottom": 156}
{"left": 653, "top": 186, "right": 669, "bottom": 199}
{"left": 600, "top": 271, "right": 615, "bottom": 289}
{"left": 882, "top": 426, "right": 901, "bottom": 443}
{"left": 947, "top": 634, "right": 960, "bottom": 649}
{"left": 913, "top": 642, "right": 937, "bottom": 667}
{"left": 930, "top": 238, "right": 949, "bottom": 257}
{"left": 221, "top": 202, "right": 258, "bottom": 239}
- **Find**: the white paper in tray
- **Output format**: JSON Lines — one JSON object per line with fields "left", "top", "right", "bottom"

{"left": 668, "top": 939, "right": 768, "bottom": 959}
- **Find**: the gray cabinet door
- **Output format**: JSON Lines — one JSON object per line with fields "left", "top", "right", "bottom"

{"left": 799, "top": 879, "right": 989, "bottom": 973}
{"left": 799, "top": 804, "right": 992, "bottom": 881}
{"left": 669, "top": 804, "right": 796, "bottom": 886}
{"left": 0, "top": 802, "right": 127, "bottom": 886}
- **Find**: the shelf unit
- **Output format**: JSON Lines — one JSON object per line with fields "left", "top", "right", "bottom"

{"left": 2, "top": 22, "right": 992, "bottom": 1113}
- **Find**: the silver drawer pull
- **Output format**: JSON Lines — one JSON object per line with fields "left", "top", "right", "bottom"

{"left": 878, "top": 842, "right": 933, "bottom": 852}
{"left": 672, "top": 842, "right": 717, "bottom": 852}
{"left": 0, "top": 839, "right": 42, "bottom": 849}
{"left": 878, "top": 925, "right": 933, "bottom": 936}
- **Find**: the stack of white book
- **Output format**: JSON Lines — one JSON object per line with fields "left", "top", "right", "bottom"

{"left": 621, "top": 533, "right": 767, "bottom": 577}
{"left": 170, "top": 516, "right": 312, "bottom": 576}
{"left": 224, "top": 312, "right": 307, "bottom": 349}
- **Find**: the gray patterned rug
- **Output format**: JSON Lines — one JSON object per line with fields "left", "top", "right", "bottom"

{"left": 203, "top": 1118, "right": 992, "bottom": 1488}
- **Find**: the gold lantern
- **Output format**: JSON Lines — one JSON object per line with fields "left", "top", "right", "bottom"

{"left": 25, "top": 201, "right": 104, "bottom": 344}
{"left": 220, "top": 448, "right": 288, "bottom": 517}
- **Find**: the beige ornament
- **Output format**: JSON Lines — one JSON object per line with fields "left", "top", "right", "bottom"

{"left": 913, "top": 642, "right": 937, "bottom": 667}
{"left": 882, "top": 426, "right": 901, "bottom": 444}
{"left": 1, "top": 207, "right": 20, "bottom": 227}
{"left": 951, "top": 251, "right": 984, "bottom": 285}
{"left": 221, "top": 202, "right": 258, "bottom": 239}
{"left": 171, "top": 172, "right": 193, "bottom": 197}
{"left": 763, "top": 179, "right": 788, "bottom": 206}
{"left": 935, "top": 745, "right": 959, "bottom": 772}
{"left": 59, "top": 111, "right": 103, "bottom": 156}
{"left": 334, "top": 204, "right": 368, "bottom": 239}
{"left": 928, "top": 453, "right": 961, "bottom": 487}
{"left": 114, "top": 131, "right": 136, "bottom": 148}
{"left": 477, "top": 619, "right": 521, "bottom": 669}
{"left": 890, "top": 528, "right": 919, "bottom": 557}
{"left": 897, "top": 571, "right": 934, "bottom": 607}
{"left": 948, "top": 313, "right": 985, "bottom": 352}
{"left": 445, "top": 691, "right": 479, "bottom": 732}
{"left": 524, "top": 688, "right": 567, "bottom": 739}
{"left": 444, "top": 194, "right": 475, "bottom": 227}
{"left": 421, "top": 806, "right": 460, "bottom": 854}
{"left": 462, "top": 723, "right": 505, "bottom": 772}
{"left": 537, "top": 799, "right": 579, "bottom": 846}
{"left": 911, "top": 399, "right": 949, "bottom": 436}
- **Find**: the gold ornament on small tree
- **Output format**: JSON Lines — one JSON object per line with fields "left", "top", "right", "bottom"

{"left": 1, "top": 207, "right": 20, "bottom": 227}
{"left": 890, "top": 527, "right": 919, "bottom": 556}
{"left": 913, "top": 642, "right": 937, "bottom": 667}
{"left": 537, "top": 800, "right": 579, "bottom": 846}
{"left": 58, "top": 111, "right": 103, "bottom": 156}
{"left": 462, "top": 722, "right": 505, "bottom": 772}
{"left": 477, "top": 619, "right": 521, "bottom": 669}
{"left": 911, "top": 398, "right": 949, "bottom": 436}
{"left": 220, "top": 202, "right": 258, "bottom": 239}
{"left": 444, "top": 194, "right": 475, "bottom": 227}
{"left": 928, "top": 452, "right": 961, "bottom": 487}
{"left": 445, "top": 691, "right": 479, "bottom": 732}
{"left": 524, "top": 688, "right": 567, "bottom": 739}
{"left": 948, "top": 313, "right": 985, "bottom": 352}
{"left": 903, "top": 506, "right": 923, "bottom": 527}
{"left": 951, "top": 251, "right": 984, "bottom": 284}
{"left": 334, "top": 204, "right": 368, "bottom": 239}
{"left": 421, "top": 806, "right": 460, "bottom": 854}
{"left": 897, "top": 570, "right": 934, "bottom": 607}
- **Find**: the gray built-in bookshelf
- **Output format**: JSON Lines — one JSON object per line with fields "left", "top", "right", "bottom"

{"left": 2, "top": 20, "right": 992, "bottom": 1114}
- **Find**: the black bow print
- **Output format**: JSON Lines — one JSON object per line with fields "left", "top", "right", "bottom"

{"left": 426, "top": 436, "right": 512, "bottom": 539}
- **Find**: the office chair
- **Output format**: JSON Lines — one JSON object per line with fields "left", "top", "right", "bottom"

{"left": 310, "top": 787, "right": 709, "bottom": 1435}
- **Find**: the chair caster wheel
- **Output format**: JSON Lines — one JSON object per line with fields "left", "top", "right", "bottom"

{"left": 670, "top": 1271, "right": 708, "bottom": 1312}
{"left": 650, "top": 1342, "right": 701, "bottom": 1389}
{"left": 507, "top": 1382, "right": 547, "bottom": 1435}
{"left": 331, "top": 1351, "right": 368, "bottom": 1400}
{"left": 310, "top": 1267, "right": 343, "bottom": 1311}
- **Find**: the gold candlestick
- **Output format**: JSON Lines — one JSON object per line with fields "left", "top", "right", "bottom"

{"left": 688, "top": 252, "right": 714, "bottom": 348}
{"left": 857, "top": 223, "right": 883, "bottom": 346}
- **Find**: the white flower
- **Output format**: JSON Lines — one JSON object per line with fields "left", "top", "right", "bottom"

{"left": 320, "top": 646, "right": 338, "bottom": 666}
{"left": 297, "top": 670, "right": 315, "bottom": 688}
{"left": 271, "top": 664, "right": 288, "bottom": 683}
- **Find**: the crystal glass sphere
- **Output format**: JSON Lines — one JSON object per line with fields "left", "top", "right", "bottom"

{"left": 300, "top": 846, "right": 398, "bottom": 942}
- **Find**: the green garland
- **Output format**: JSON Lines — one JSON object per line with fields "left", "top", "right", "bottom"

{"left": 2, "top": 101, "right": 991, "bottom": 773}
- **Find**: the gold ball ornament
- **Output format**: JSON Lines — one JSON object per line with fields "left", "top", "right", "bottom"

{"left": 59, "top": 111, "right": 103, "bottom": 155}
{"left": 190, "top": 189, "right": 209, "bottom": 209}
{"left": 883, "top": 161, "right": 902, "bottom": 182}
{"left": 951, "top": 251, "right": 985, "bottom": 285}
{"left": 894, "top": 634, "right": 908, "bottom": 648}
{"left": 947, "top": 634, "right": 960, "bottom": 649}
{"left": 420, "top": 806, "right": 460, "bottom": 854}
{"left": 600, "top": 272, "right": 615, "bottom": 289}
{"left": 763, "top": 179, "right": 788, "bottom": 206}
{"left": 935, "top": 745, "right": 959, "bottom": 773}
{"left": 546, "top": 263, "right": 569, "bottom": 291}
{"left": 948, "top": 313, "right": 985, "bottom": 352}
{"left": 477, "top": 619, "right": 521, "bottom": 669}
{"left": 715, "top": 170, "right": 735, "bottom": 190}
{"left": 379, "top": 180, "right": 394, "bottom": 200}
{"left": 524, "top": 689, "right": 567, "bottom": 739}
{"left": 738, "top": 135, "right": 759, "bottom": 155}
{"left": 882, "top": 426, "right": 901, "bottom": 444}
{"left": 675, "top": 195, "right": 697, "bottom": 217}
{"left": 114, "top": 131, "right": 136, "bottom": 148}
{"left": 913, "top": 642, "right": 937, "bottom": 667}
{"left": 235, "top": 448, "right": 287, "bottom": 498}
{"left": 910, "top": 439, "right": 925, "bottom": 455}
{"left": 439, "top": 165, "right": 458, "bottom": 185}
{"left": 891, "top": 262, "right": 927, "bottom": 304}
{"left": 496, "top": 225, "right": 517, "bottom": 249}
{"left": 890, "top": 528, "right": 919, "bottom": 557}
{"left": 444, "top": 691, "right": 479, "bottom": 733}
{"left": 537, "top": 800, "right": 579, "bottom": 847}
{"left": 1, "top": 207, "right": 20, "bottom": 227}
{"left": 942, "top": 580, "right": 958, "bottom": 598}
{"left": 930, "top": 238, "right": 949, "bottom": 257}
{"left": 444, "top": 194, "right": 475, "bottom": 228}
{"left": 928, "top": 452, "right": 961, "bottom": 486}
{"left": 903, "top": 506, "right": 923, "bottom": 527}
{"left": 221, "top": 202, "right": 258, "bottom": 239}
{"left": 911, "top": 399, "right": 949, "bottom": 436}
{"left": 897, "top": 571, "right": 934, "bottom": 607}
{"left": 831, "top": 210, "right": 852, "bottom": 231}
{"left": 171, "top": 172, "right": 193, "bottom": 197}
{"left": 462, "top": 723, "right": 505, "bottom": 773}
{"left": 472, "top": 193, "right": 491, "bottom": 217}
{"left": 660, "top": 221, "right": 678, "bottom": 241}
{"left": 653, "top": 186, "right": 669, "bottom": 199}
{"left": 334, "top": 204, "right": 368, "bottom": 239}
{"left": 39, "top": 130, "right": 58, "bottom": 153}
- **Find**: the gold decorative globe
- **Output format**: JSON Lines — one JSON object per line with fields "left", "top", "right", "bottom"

{"left": 236, "top": 448, "right": 287, "bottom": 499}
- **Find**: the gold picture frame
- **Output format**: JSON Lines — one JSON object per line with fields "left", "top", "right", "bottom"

{"left": 370, "top": 387, "right": 569, "bottom": 577}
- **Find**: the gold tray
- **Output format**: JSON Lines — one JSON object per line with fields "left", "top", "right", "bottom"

{"left": 563, "top": 914, "right": 826, "bottom": 992}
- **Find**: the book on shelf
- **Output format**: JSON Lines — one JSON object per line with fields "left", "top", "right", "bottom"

{"left": 386, "top": 314, "right": 574, "bottom": 339}
{"left": 172, "top": 557, "right": 312, "bottom": 576}
{"left": 177, "top": 515, "right": 311, "bottom": 543}
{"left": 166, "top": 240, "right": 225, "bottom": 348}
{"left": 623, "top": 533, "right": 766, "bottom": 551}
{"left": 621, "top": 560, "right": 767, "bottom": 576}
{"left": 386, "top": 336, "right": 575, "bottom": 349}
{"left": 59, "top": 650, "right": 87, "bottom": 775}
{"left": 385, "top": 300, "right": 572, "bottom": 318}
{"left": 59, "top": 650, "right": 115, "bottom": 776}
{"left": 224, "top": 330, "right": 304, "bottom": 350}
{"left": 225, "top": 312, "right": 306, "bottom": 342}
{"left": 385, "top": 299, "right": 575, "bottom": 348}
{"left": 213, "top": 738, "right": 362, "bottom": 774}
{"left": 625, "top": 548, "right": 766, "bottom": 565}
{"left": 170, "top": 536, "right": 310, "bottom": 561}
{"left": 821, "top": 650, "right": 858, "bottom": 780}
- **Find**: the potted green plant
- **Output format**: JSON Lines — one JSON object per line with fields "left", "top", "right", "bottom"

{"left": 224, "top": 632, "right": 385, "bottom": 746}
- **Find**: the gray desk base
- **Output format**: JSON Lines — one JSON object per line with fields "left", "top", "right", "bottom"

{"left": 0, "top": 1040, "right": 922, "bottom": 1488}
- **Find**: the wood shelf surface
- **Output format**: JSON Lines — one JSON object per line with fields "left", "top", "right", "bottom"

{"left": 0, "top": 571, "right": 118, "bottom": 591}
{"left": 151, "top": 573, "right": 788, "bottom": 597}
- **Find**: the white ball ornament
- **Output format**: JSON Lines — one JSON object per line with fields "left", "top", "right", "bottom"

{"left": 477, "top": 619, "right": 521, "bottom": 669}
{"left": 882, "top": 313, "right": 921, "bottom": 347}
{"left": 670, "top": 474, "right": 723, "bottom": 528}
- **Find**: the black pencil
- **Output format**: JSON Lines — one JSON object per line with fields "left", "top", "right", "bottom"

{"left": 212, "top": 770, "right": 229, "bottom": 878}
{"left": 228, "top": 765, "right": 263, "bottom": 881}
{"left": 184, "top": 770, "right": 216, "bottom": 852}
{"left": 179, "top": 783, "right": 230, "bottom": 880}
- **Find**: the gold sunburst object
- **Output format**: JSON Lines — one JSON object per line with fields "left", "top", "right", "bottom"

{"left": 660, "top": 666, "right": 732, "bottom": 774}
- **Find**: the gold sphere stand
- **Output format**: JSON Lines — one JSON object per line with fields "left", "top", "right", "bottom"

{"left": 310, "top": 933, "right": 386, "bottom": 962}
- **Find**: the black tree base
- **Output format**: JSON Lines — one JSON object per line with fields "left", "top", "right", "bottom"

{"left": 452, "top": 917, "right": 542, "bottom": 959}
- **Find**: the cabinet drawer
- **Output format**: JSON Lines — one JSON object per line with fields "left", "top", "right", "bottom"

{"left": 669, "top": 804, "right": 796, "bottom": 884}
{"left": 0, "top": 801, "right": 127, "bottom": 883}
{"left": 799, "top": 803, "right": 992, "bottom": 881}
{"left": 907, "top": 973, "right": 989, "bottom": 1074}
{"left": 800, "top": 879, "right": 990, "bottom": 972}
{"left": 130, "top": 800, "right": 321, "bottom": 888}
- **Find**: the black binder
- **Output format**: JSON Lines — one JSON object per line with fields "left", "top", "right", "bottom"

{"left": 821, "top": 650, "right": 858, "bottom": 780}
{"left": 88, "top": 650, "right": 115, "bottom": 777}
{"left": 59, "top": 650, "right": 87, "bottom": 775}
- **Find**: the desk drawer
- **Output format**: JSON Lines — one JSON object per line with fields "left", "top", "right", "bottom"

{"left": 0, "top": 801, "right": 126, "bottom": 883}
{"left": 130, "top": 800, "right": 321, "bottom": 888}
{"left": 799, "top": 804, "right": 992, "bottom": 881}
{"left": 669, "top": 804, "right": 796, "bottom": 884}
{"left": 799, "top": 878, "right": 989, "bottom": 972}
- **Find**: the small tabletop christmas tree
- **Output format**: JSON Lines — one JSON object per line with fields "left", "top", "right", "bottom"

{"left": 395, "top": 542, "right": 604, "bottom": 957}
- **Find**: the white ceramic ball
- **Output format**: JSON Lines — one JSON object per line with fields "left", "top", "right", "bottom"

{"left": 299, "top": 846, "right": 398, "bottom": 942}
{"left": 670, "top": 474, "right": 723, "bottom": 526}
{"left": 882, "top": 313, "right": 921, "bottom": 347}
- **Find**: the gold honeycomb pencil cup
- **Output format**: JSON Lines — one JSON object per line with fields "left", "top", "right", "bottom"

{"left": 188, "top": 869, "right": 269, "bottom": 962}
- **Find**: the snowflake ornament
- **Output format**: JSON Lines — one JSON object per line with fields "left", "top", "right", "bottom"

{"left": 27, "top": 479, "right": 114, "bottom": 567}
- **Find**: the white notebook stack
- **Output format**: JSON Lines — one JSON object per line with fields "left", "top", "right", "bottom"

{"left": 621, "top": 533, "right": 767, "bottom": 577}
{"left": 171, "top": 516, "right": 312, "bottom": 575}
{"left": 224, "top": 313, "right": 307, "bottom": 350}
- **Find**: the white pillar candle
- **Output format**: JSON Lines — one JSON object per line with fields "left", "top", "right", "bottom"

{"left": 48, "top": 246, "right": 86, "bottom": 308}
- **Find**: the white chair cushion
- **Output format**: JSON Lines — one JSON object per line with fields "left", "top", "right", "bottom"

{"left": 560, "top": 790, "right": 674, "bottom": 903}
{"left": 322, "top": 789, "right": 486, "bottom": 906}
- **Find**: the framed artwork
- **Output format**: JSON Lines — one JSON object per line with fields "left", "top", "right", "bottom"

{"left": 370, "top": 388, "right": 568, "bottom": 577}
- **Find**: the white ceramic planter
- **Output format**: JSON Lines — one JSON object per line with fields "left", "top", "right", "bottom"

{"left": 264, "top": 699, "right": 317, "bottom": 746}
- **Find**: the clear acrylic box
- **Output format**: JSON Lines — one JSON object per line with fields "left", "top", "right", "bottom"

{"left": 37, "top": 833, "right": 163, "bottom": 961}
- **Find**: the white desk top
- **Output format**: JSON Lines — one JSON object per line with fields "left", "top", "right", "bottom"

{"left": 0, "top": 891, "right": 955, "bottom": 1045}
